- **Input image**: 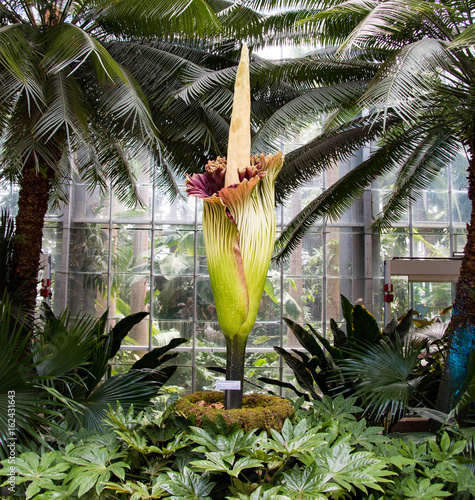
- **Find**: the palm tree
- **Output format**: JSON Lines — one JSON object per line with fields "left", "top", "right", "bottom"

{"left": 265, "top": 0, "right": 475, "bottom": 412}
{"left": 1, "top": 0, "right": 295, "bottom": 314}
{"left": 0, "top": 0, "right": 222, "bottom": 311}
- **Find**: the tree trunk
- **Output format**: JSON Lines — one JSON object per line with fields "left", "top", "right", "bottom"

{"left": 436, "top": 151, "right": 475, "bottom": 412}
{"left": 12, "top": 156, "right": 54, "bottom": 315}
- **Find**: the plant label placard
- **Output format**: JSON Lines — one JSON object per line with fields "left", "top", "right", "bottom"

{"left": 216, "top": 380, "right": 241, "bottom": 391}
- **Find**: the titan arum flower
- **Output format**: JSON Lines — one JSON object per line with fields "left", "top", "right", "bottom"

{"left": 185, "top": 44, "right": 284, "bottom": 409}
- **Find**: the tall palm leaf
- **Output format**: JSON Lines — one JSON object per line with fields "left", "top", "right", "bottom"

{"left": 341, "top": 337, "right": 427, "bottom": 422}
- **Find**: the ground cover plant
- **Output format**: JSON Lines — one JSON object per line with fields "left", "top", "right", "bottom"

{"left": 2, "top": 394, "right": 475, "bottom": 499}
{"left": 185, "top": 44, "right": 284, "bottom": 410}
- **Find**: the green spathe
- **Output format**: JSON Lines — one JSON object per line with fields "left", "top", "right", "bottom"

{"left": 199, "top": 154, "right": 283, "bottom": 340}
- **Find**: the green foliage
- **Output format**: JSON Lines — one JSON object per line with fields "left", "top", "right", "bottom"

{"left": 34, "top": 305, "right": 186, "bottom": 432}
{"left": 0, "top": 296, "right": 60, "bottom": 459}
{"left": 4, "top": 451, "right": 70, "bottom": 499}
{"left": 2, "top": 396, "right": 475, "bottom": 499}
{"left": 64, "top": 445, "right": 129, "bottom": 497}
{"left": 260, "top": 295, "right": 433, "bottom": 425}
{"left": 0, "top": 296, "right": 186, "bottom": 459}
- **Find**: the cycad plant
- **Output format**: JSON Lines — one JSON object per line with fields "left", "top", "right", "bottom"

{"left": 186, "top": 45, "right": 284, "bottom": 409}
{"left": 266, "top": 0, "right": 475, "bottom": 414}
{"left": 36, "top": 304, "right": 186, "bottom": 431}
{"left": 0, "top": 0, "right": 294, "bottom": 314}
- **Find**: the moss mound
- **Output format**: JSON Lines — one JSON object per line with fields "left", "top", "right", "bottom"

{"left": 175, "top": 391, "right": 294, "bottom": 432}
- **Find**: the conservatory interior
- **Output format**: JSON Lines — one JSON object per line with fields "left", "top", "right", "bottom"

{"left": 1, "top": 143, "right": 468, "bottom": 395}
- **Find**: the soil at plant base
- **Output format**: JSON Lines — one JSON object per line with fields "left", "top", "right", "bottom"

{"left": 174, "top": 391, "right": 294, "bottom": 432}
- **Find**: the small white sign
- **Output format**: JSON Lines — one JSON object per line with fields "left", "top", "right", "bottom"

{"left": 216, "top": 380, "right": 241, "bottom": 391}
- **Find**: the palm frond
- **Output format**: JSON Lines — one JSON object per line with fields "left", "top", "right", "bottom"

{"left": 0, "top": 296, "right": 54, "bottom": 458}
{"left": 276, "top": 113, "right": 398, "bottom": 203}
{"left": 66, "top": 370, "right": 160, "bottom": 431}
{"left": 0, "top": 24, "right": 37, "bottom": 82}
{"left": 93, "top": 0, "right": 221, "bottom": 38}
{"left": 44, "top": 23, "right": 128, "bottom": 84}
{"left": 341, "top": 337, "right": 426, "bottom": 420}
{"left": 336, "top": 0, "right": 437, "bottom": 53}
{"left": 33, "top": 71, "right": 90, "bottom": 145}
{"left": 448, "top": 23, "right": 475, "bottom": 49}
{"left": 34, "top": 309, "right": 98, "bottom": 378}
{"left": 252, "top": 81, "right": 368, "bottom": 153}
{"left": 362, "top": 39, "right": 446, "bottom": 129}
{"left": 150, "top": 145, "right": 181, "bottom": 202}
{"left": 98, "top": 68, "right": 158, "bottom": 142}
{"left": 174, "top": 64, "right": 241, "bottom": 104}
{"left": 273, "top": 116, "right": 407, "bottom": 262}
{"left": 372, "top": 127, "right": 460, "bottom": 232}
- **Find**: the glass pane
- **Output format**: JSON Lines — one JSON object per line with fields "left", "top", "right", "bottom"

{"left": 389, "top": 277, "right": 410, "bottom": 319}
{"left": 69, "top": 224, "right": 109, "bottom": 273}
{"left": 0, "top": 184, "right": 19, "bottom": 215}
{"left": 112, "top": 227, "right": 151, "bottom": 274}
{"left": 197, "top": 321, "right": 225, "bottom": 348}
{"left": 452, "top": 190, "right": 470, "bottom": 225}
{"left": 248, "top": 322, "right": 281, "bottom": 349}
{"left": 372, "top": 188, "right": 410, "bottom": 224}
{"left": 154, "top": 188, "right": 196, "bottom": 224}
{"left": 412, "top": 228, "right": 450, "bottom": 258}
{"left": 380, "top": 229, "right": 411, "bottom": 271}
{"left": 71, "top": 184, "right": 110, "bottom": 222}
{"left": 412, "top": 190, "right": 449, "bottom": 224}
{"left": 67, "top": 272, "right": 108, "bottom": 317}
{"left": 412, "top": 282, "right": 453, "bottom": 319}
{"left": 453, "top": 229, "right": 467, "bottom": 254}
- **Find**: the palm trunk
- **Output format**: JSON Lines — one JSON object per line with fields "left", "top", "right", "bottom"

{"left": 12, "top": 155, "right": 54, "bottom": 315}
{"left": 436, "top": 150, "right": 475, "bottom": 412}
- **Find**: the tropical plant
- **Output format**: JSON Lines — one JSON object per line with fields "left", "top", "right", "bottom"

{"left": 267, "top": 0, "right": 475, "bottom": 414}
{"left": 0, "top": 295, "right": 56, "bottom": 460}
{"left": 36, "top": 304, "right": 187, "bottom": 431}
{"left": 259, "top": 295, "right": 442, "bottom": 425}
{"left": 3, "top": 396, "right": 475, "bottom": 499}
{"left": 0, "top": 0, "right": 302, "bottom": 314}
{"left": 0, "top": 297, "right": 186, "bottom": 457}
{"left": 186, "top": 45, "right": 284, "bottom": 409}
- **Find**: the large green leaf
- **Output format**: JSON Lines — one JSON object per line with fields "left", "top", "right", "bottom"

{"left": 283, "top": 317, "right": 326, "bottom": 359}
{"left": 340, "top": 294, "right": 354, "bottom": 338}
{"left": 273, "top": 347, "right": 319, "bottom": 400}
{"left": 109, "top": 311, "right": 150, "bottom": 360}
{"left": 350, "top": 305, "right": 381, "bottom": 348}
{"left": 330, "top": 318, "right": 347, "bottom": 349}
{"left": 131, "top": 337, "right": 188, "bottom": 370}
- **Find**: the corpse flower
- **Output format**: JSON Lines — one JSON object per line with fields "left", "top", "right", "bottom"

{"left": 185, "top": 44, "right": 284, "bottom": 409}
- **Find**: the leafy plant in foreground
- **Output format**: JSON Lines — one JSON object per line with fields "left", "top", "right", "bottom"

{"left": 3, "top": 396, "right": 475, "bottom": 498}
{"left": 35, "top": 304, "right": 187, "bottom": 431}
{"left": 0, "top": 301, "right": 187, "bottom": 459}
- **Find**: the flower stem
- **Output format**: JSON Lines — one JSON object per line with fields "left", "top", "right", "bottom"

{"left": 225, "top": 334, "right": 247, "bottom": 409}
